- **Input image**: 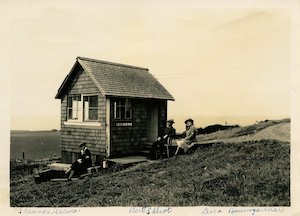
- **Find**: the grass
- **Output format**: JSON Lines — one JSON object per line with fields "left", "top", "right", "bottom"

{"left": 10, "top": 139, "right": 290, "bottom": 207}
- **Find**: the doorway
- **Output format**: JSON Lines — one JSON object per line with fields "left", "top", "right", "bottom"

{"left": 147, "top": 103, "right": 159, "bottom": 142}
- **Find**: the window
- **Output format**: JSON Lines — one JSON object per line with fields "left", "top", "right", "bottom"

{"left": 67, "top": 94, "right": 81, "bottom": 120}
{"left": 67, "top": 94, "right": 98, "bottom": 122}
{"left": 83, "top": 95, "right": 98, "bottom": 121}
{"left": 114, "top": 98, "right": 132, "bottom": 120}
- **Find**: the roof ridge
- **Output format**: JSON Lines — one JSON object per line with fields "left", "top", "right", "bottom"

{"left": 77, "top": 56, "right": 149, "bottom": 71}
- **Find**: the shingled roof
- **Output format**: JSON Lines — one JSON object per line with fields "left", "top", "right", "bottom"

{"left": 55, "top": 57, "right": 174, "bottom": 100}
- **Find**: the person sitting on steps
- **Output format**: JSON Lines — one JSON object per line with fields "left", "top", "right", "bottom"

{"left": 65, "top": 142, "right": 92, "bottom": 181}
{"left": 175, "top": 118, "right": 197, "bottom": 155}
{"left": 150, "top": 119, "right": 176, "bottom": 159}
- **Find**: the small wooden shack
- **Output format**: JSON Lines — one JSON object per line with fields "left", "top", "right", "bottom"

{"left": 55, "top": 57, "right": 174, "bottom": 164}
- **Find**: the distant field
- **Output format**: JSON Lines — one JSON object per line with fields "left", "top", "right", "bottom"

{"left": 10, "top": 131, "right": 61, "bottom": 160}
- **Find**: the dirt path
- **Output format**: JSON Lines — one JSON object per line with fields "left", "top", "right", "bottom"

{"left": 250, "top": 122, "right": 290, "bottom": 142}
{"left": 200, "top": 122, "right": 290, "bottom": 144}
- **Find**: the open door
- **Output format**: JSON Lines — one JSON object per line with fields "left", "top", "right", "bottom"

{"left": 147, "top": 103, "right": 159, "bottom": 142}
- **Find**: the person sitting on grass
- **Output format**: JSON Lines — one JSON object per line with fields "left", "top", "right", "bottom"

{"left": 65, "top": 142, "right": 92, "bottom": 181}
{"left": 175, "top": 118, "right": 198, "bottom": 155}
{"left": 150, "top": 119, "right": 176, "bottom": 159}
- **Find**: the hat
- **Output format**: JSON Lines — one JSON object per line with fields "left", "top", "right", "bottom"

{"left": 184, "top": 118, "right": 194, "bottom": 124}
{"left": 167, "top": 119, "right": 175, "bottom": 124}
{"left": 79, "top": 143, "right": 86, "bottom": 148}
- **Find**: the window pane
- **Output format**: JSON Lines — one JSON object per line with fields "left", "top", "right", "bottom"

{"left": 82, "top": 95, "right": 98, "bottom": 121}
{"left": 72, "top": 100, "right": 78, "bottom": 119}
{"left": 125, "top": 110, "right": 131, "bottom": 119}
{"left": 74, "top": 95, "right": 81, "bottom": 101}
{"left": 89, "top": 96, "right": 98, "bottom": 107}
{"left": 125, "top": 98, "right": 131, "bottom": 108}
{"left": 67, "top": 98, "right": 72, "bottom": 107}
{"left": 121, "top": 107, "right": 125, "bottom": 119}
{"left": 67, "top": 94, "right": 81, "bottom": 120}
{"left": 121, "top": 100, "right": 126, "bottom": 107}
{"left": 68, "top": 109, "right": 73, "bottom": 119}
{"left": 84, "top": 100, "right": 89, "bottom": 121}
{"left": 116, "top": 107, "right": 120, "bottom": 119}
{"left": 89, "top": 109, "right": 98, "bottom": 120}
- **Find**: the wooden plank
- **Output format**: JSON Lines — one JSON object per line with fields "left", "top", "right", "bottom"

{"left": 79, "top": 173, "right": 92, "bottom": 179}
{"left": 107, "top": 156, "right": 149, "bottom": 165}
{"left": 47, "top": 163, "right": 71, "bottom": 171}
{"left": 50, "top": 178, "right": 79, "bottom": 182}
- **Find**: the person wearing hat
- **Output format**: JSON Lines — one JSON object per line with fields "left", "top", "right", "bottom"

{"left": 65, "top": 142, "right": 92, "bottom": 181}
{"left": 150, "top": 119, "right": 176, "bottom": 159}
{"left": 175, "top": 118, "right": 198, "bottom": 155}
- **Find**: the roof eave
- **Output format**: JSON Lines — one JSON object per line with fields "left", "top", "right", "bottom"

{"left": 105, "top": 94, "right": 175, "bottom": 101}
{"left": 55, "top": 60, "right": 79, "bottom": 99}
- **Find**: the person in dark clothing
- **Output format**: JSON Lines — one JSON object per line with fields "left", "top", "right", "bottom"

{"left": 150, "top": 119, "right": 176, "bottom": 159}
{"left": 65, "top": 143, "right": 92, "bottom": 181}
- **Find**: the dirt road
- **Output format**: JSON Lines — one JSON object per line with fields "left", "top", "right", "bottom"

{"left": 200, "top": 122, "right": 290, "bottom": 144}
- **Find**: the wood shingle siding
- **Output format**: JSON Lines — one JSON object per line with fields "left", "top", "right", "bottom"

{"left": 59, "top": 65, "right": 106, "bottom": 164}
{"left": 109, "top": 99, "right": 147, "bottom": 156}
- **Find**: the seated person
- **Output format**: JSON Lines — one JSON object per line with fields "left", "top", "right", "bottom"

{"left": 150, "top": 119, "right": 176, "bottom": 159}
{"left": 175, "top": 118, "right": 197, "bottom": 155}
{"left": 65, "top": 142, "right": 92, "bottom": 181}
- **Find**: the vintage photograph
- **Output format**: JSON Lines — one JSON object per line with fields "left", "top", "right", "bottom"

{"left": 2, "top": 0, "right": 299, "bottom": 213}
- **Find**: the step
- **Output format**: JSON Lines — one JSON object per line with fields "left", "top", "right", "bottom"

{"left": 87, "top": 166, "right": 102, "bottom": 173}
{"left": 145, "top": 142, "right": 153, "bottom": 147}
{"left": 47, "top": 163, "right": 71, "bottom": 171}
{"left": 140, "top": 150, "right": 150, "bottom": 155}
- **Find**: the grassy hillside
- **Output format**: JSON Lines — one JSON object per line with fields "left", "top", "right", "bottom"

{"left": 10, "top": 139, "right": 290, "bottom": 207}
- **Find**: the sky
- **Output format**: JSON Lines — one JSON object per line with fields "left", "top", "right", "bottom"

{"left": 0, "top": 0, "right": 294, "bottom": 131}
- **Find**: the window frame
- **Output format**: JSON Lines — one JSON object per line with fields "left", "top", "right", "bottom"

{"left": 66, "top": 94, "right": 99, "bottom": 123}
{"left": 114, "top": 98, "right": 132, "bottom": 120}
{"left": 67, "top": 94, "right": 81, "bottom": 121}
{"left": 83, "top": 95, "right": 99, "bottom": 122}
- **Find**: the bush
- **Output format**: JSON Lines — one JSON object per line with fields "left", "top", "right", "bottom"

{"left": 198, "top": 124, "right": 240, "bottom": 135}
